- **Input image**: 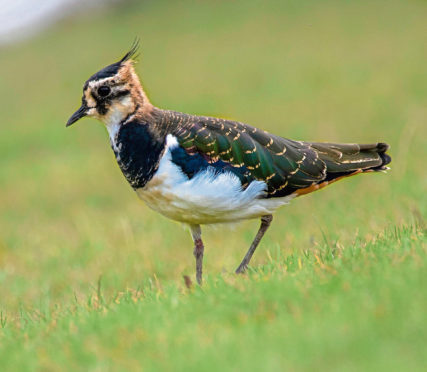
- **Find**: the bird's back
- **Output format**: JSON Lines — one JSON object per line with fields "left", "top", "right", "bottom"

{"left": 153, "top": 109, "right": 391, "bottom": 199}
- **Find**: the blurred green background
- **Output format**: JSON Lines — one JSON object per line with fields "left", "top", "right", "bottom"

{"left": 0, "top": 0, "right": 426, "bottom": 370}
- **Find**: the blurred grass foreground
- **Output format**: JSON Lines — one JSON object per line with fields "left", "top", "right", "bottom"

{"left": 0, "top": 0, "right": 426, "bottom": 370}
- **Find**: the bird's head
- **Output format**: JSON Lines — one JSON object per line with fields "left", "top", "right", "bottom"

{"left": 66, "top": 41, "right": 151, "bottom": 127}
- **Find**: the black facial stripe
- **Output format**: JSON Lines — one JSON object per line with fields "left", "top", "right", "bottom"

{"left": 90, "top": 88, "right": 129, "bottom": 101}
{"left": 86, "top": 86, "right": 131, "bottom": 116}
{"left": 89, "top": 92, "right": 105, "bottom": 115}
{"left": 91, "top": 90, "right": 98, "bottom": 101}
{"left": 112, "top": 89, "right": 130, "bottom": 99}
{"left": 97, "top": 103, "right": 108, "bottom": 115}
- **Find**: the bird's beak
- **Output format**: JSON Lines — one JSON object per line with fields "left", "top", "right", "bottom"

{"left": 66, "top": 104, "right": 88, "bottom": 127}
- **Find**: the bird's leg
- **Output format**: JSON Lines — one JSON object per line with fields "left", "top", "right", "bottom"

{"left": 235, "top": 214, "right": 273, "bottom": 274}
{"left": 190, "top": 224, "right": 204, "bottom": 285}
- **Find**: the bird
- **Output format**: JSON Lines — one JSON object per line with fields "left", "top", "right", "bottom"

{"left": 66, "top": 42, "right": 391, "bottom": 285}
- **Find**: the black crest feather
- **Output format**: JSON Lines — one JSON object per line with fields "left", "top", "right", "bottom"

{"left": 84, "top": 38, "right": 141, "bottom": 86}
{"left": 120, "top": 38, "right": 140, "bottom": 63}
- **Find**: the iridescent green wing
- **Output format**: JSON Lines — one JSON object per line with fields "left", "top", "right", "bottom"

{"left": 173, "top": 116, "right": 327, "bottom": 197}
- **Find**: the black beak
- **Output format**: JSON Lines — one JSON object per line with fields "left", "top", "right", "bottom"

{"left": 66, "top": 104, "right": 88, "bottom": 127}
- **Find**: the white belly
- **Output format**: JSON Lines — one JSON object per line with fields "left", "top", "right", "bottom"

{"left": 135, "top": 135, "right": 294, "bottom": 225}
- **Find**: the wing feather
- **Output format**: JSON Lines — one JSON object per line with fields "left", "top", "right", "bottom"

{"left": 172, "top": 117, "right": 326, "bottom": 197}
{"left": 167, "top": 112, "right": 390, "bottom": 198}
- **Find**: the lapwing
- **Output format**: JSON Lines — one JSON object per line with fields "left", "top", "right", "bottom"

{"left": 67, "top": 42, "right": 391, "bottom": 284}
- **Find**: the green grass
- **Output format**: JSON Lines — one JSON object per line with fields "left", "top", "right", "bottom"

{"left": 1, "top": 225, "right": 426, "bottom": 371}
{"left": 0, "top": 0, "right": 426, "bottom": 370}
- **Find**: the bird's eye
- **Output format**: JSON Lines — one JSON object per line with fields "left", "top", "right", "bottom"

{"left": 98, "top": 85, "right": 111, "bottom": 97}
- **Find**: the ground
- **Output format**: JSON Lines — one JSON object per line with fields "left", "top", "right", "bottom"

{"left": 0, "top": 0, "right": 426, "bottom": 370}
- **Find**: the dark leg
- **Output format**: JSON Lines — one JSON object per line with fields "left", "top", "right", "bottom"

{"left": 235, "top": 215, "right": 273, "bottom": 274}
{"left": 190, "top": 225, "right": 204, "bottom": 285}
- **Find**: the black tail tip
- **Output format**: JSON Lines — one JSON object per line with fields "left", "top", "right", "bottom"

{"left": 381, "top": 152, "right": 392, "bottom": 166}
{"left": 377, "top": 142, "right": 391, "bottom": 169}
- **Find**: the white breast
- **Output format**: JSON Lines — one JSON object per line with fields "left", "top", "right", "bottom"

{"left": 135, "top": 135, "right": 294, "bottom": 225}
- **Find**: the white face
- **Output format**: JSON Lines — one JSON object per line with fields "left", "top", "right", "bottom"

{"left": 85, "top": 86, "right": 129, "bottom": 127}
{"left": 67, "top": 61, "right": 142, "bottom": 128}
{"left": 83, "top": 77, "right": 135, "bottom": 123}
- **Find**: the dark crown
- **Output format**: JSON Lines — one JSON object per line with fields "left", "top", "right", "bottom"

{"left": 84, "top": 39, "right": 140, "bottom": 87}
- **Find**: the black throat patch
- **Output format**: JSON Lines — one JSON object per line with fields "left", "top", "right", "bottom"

{"left": 114, "top": 120, "right": 166, "bottom": 189}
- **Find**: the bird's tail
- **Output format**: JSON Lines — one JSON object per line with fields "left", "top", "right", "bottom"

{"left": 295, "top": 142, "right": 391, "bottom": 196}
